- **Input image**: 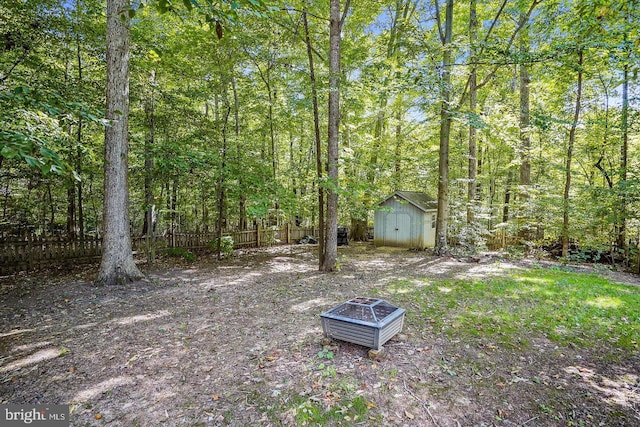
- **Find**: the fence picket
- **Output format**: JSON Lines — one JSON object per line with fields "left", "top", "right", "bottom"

{"left": 0, "top": 226, "right": 316, "bottom": 275}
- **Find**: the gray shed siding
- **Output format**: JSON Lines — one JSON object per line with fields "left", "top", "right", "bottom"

{"left": 374, "top": 196, "right": 436, "bottom": 249}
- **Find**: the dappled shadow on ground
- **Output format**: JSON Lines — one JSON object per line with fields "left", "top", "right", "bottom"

{"left": 1, "top": 243, "right": 638, "bottom": 426}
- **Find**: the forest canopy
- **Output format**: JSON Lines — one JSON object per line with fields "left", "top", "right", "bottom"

{"left": 1, "top": 0, "right": 638, "bottom": 260}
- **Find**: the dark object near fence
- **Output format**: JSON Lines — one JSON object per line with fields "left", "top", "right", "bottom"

{"left": 337, "top": 227, "right": 349, "bottom": 246}
{"left": 541, "top": 239, "right": 621, "bottom": 264}
{"left": 297, "top": 235, "right": 318, "bottom": 244}
{"left": 320, "top": 297, "right": 405, "bottom": 350}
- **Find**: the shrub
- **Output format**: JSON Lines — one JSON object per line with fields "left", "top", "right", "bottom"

{"left": 166, "top": 247, "right": 196, "bottom": 262}
{"left": 209, "top": 235, "right": 234, "bottom": 258}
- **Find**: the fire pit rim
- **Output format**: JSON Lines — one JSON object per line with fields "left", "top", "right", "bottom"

{"left": 319, "top": 297, "right": 406, "bottom": 328}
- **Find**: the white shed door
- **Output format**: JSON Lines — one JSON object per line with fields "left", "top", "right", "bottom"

{"left": 385, "top": 213, "right": 411, "bottom": 246}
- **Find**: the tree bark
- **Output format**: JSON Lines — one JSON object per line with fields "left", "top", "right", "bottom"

{"left": 434, "top": 0, "right": 454, "bottom": 255}
{"left": 96, "top": 0, "right": 143, "bottom": 285}
{"left": 562, "top": 50, "right": 583, "bottom": 258}
{"left": 303, "top": 8, "right": 325, "bottom": 266}
{"left": 76, "top": 34, "right": 85, "bottom": 240}
{"left": 143, "top": 70, "right": 156, "bottom": 264}
{"left": 617, "top": 63, "right": 628, "bottom": 253}
{"left": 467, "top": 0, "right": 477, "bottom": 228}
{"left": 217, "top": 104, "right": 231, "bottom": 260}
{"left": 322, "top": 0, "right": 349, "bottom": 272}
{"left": 503, "top": 169, "right": 514, "bottom": 223}
{"left": 518, "top": 16, "right": 532, "bottom": 246}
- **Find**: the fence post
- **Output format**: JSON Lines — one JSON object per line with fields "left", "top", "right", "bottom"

{"left": 256, "top": 223, "right": 261, "bottom": 247}
{"left": 286, "top": 223, "right": 290, "bottom": 244}
{"left": 27, "top": 232, "right": 34, "bottom": 271}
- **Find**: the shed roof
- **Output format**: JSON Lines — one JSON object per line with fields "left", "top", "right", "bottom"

{"left": 380, "top": 191, "right": 437, "bottom": 212}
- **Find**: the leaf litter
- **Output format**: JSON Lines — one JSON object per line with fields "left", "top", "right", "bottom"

{"left": 0, "top": 244, "right": 638, "bottom": 426}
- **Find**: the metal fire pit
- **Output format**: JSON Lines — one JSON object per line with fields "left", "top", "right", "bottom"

{"left": 320, "top": 297, "right": 405, "bottom": 350}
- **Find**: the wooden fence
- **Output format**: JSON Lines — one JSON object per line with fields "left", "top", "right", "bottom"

{"left": 485, "top": 230, "right": 518, "bottom": 251}
{"left": 0, "top": 225, "right": 316, "bottom": 275}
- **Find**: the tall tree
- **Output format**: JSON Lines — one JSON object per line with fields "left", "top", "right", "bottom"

{"left": 303, "top": 8, "right": 325, "bottom": 268}
{"left": 322, "top": 0, "right": 350, "bottom": 272}
{"left": 96, "top": 0, "right": 143, "bottom": 285}
{"left": 143, "top": 69, "right": 156, "bottom": 264}
{"left": 616, "top": 2, "right": 633, "bottom": 254}
{"left": 561, "top": 49, "right": 583, "bottom": 258}
{"left": 466, "top": 0, "right": 478, "bottom": 227}
{"left": 518, "top": 12, "right": 532, "bottom": 243}
{"left": 434, "top": 0, "right": 454, "bottom": 255}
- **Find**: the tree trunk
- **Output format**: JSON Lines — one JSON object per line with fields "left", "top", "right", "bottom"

{"left": 143, "top": 70, "right": 156, "bottom": 264}
{"left": 503, "top": 169, "right": 514, "bottom": 223}
{"left": 518, "top": 17, "right": 531, "bottom": 243}
{"left": 561, "top": 50, "right": 583, "bottom": 258}
{"left": 75, "top": 26, "right": 85, "bottom": 241}
{"left": 76, "top": 31, "right": 85, "bottom": 240}
{"left": 96, "top": 0, "right": 143, "bottom": 285}
{"left": 617, "top": 63, "right": 628, "bottom": 253}
{"left": 171, "top": 178, "right": 177, "bottom": 244}
{"left": 217, "top": 104, "right": 231, "bottom": 260}
{"left": 303, "top": 9, "right": 324, "bottom": 265}
{"left": 322, "top": 0, "right": 349, "bottom": 272}
{"left": 434, "top": 0, "right": 454, "bottom": 255}
{"left": 467, "top": 0, "right": 477, "bottom": 227}
{"left": 393, "top": 104, "right": 403, "bottom": 184}
{"left": 64, "top": 33, "right": 76, "bottom": 239}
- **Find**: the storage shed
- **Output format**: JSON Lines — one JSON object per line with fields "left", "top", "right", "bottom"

{"left": 374, "top": 191, "right": 437, "bottom": 249}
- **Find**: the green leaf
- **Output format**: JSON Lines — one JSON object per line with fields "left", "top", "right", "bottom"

{"left": 41, "top": 163, "right": 52, "bottom": 174}
{"left": 24, "top": 155, "right": 41, "bottom": 168}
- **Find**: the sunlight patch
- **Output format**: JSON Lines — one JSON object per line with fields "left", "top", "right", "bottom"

{"left": 0, "top": 347, "right": 62, "bottom": 373}
{"left": 112, "top": 309, "right": 171, "bottom": 326}
{"left": 12, "top": 341, "right": 52, "bottom": 353}
{"left": 228, "top": 271, "right": 263, "bottom": 286}
{"left": 438, "top": 287, "right": 452, "bottom": 293}
{"left": 553, "top": 325, "right": 569, "bottom": 336}
{"left": 0, "top": 328, "right": 35, "bottom": 338}
{"left": 516, "top": 276, "right": 552, "bottom": 285}
{"left": 291, "top": 297, "right": 331, "bottom": 313}
{"left": 73, "top": 376, "right": 135, "bottom": 402}
{"left": 269, "top": 257, "right": 315, "bottom": 274}
{"left": 585, "top": 296, "right": 623, "bottom": 309}
{"left": 564, "top": 366, "right": 640, "bottom": 407}
{"left": 72, "top": 322, "right": 98, "bottom": 330}
{"left": 428, "top": 262, "right": 457, "bottom": 274}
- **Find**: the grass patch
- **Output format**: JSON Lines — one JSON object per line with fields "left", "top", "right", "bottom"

{"left": 388, "top": 268, "right": 640, "bottom": 353}
{"left": 263, "top": 380, "right": 371, "bottom": 426}
{"left": 288, "top": 393, "right": 369, "bottom": 426}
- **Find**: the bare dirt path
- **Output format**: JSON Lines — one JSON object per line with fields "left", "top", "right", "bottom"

{"left": 1, "top": 244, "right": 638, "bottom": 426}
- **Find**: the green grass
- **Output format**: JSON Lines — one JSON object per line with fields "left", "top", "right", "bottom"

{"left": 387, "top": 268, "right": 640, "bottom": 354}
{"left": 288, "top": 393, "right": 369, "bottom": 426}
{"left": 261, "top": 380, "right": 370, "bottom": 426}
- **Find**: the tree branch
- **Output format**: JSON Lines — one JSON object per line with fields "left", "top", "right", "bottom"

{"left": 456, "top": 0, "right": 542, "bottom": 110}
{"left": 595, "top": 156, "right": 614, "bottom": 189}
{"left": 340, "top": 0, "right": 351, "bottom": 29}
{"left": 434, "top": 0, "right": 445, "bottom": 44}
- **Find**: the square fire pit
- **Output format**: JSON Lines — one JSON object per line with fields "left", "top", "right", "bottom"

{"left": 320, "top": 297, "right": 405, "bottom": 350}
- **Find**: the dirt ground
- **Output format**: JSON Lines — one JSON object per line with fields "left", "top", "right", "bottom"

{"left": 1, "top": 243, "right": 639, "bottom": 426}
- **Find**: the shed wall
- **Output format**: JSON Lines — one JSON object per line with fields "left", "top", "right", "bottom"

{"left": 374, "top": 198, "right": 436, "bottom": 249}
